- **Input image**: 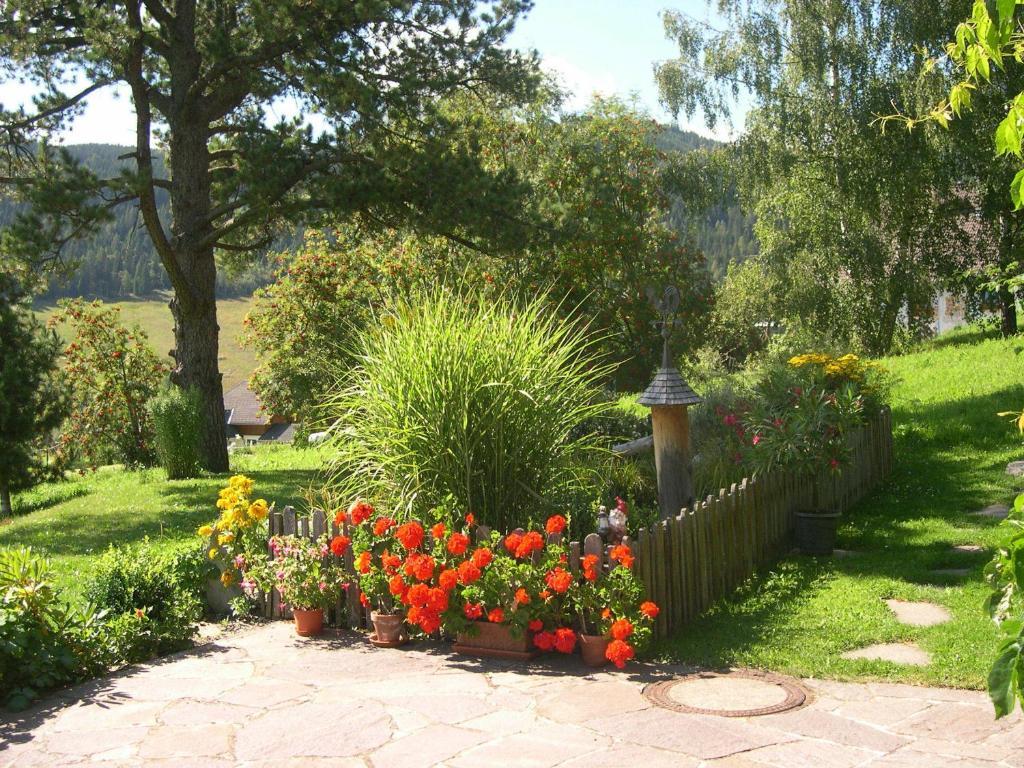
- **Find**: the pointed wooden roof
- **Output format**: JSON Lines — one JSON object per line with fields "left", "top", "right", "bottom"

{"left": 637, "top": 367, "right": 702, "bottom": 407}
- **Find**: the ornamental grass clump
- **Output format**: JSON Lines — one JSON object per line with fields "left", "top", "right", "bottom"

{"left": 321, "top": 289, "right": 616, "bottom": 531}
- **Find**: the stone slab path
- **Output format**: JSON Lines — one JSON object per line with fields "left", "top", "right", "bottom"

{"left": 3, "top": 621, "right": 1023, "bottom": 768}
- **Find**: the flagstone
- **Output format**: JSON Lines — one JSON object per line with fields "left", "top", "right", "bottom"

{"left": 368, "top": 724, "right": 487, "bottom": 768}
{"left": 884, "top": 599, "right": 952, "bottom": 627}
{"left": 736, "top": 738, "right": 879, "bottom": 768}
{"left": 840, "top": 642, "right": 932, "bottom": 665}
{"left": 971, "top": 503, "right": 1009, "bottom": 519}
{"left": 137, "top": 725, "right": 233, "bottom": 758}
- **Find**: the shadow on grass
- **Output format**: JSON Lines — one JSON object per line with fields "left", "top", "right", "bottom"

{"left": 11, "top": 483, "right": 92, "bottom": 517}
{"left": 923, "top": 327, "right": 1001, "bottom": 351}
{"left": 660, "top": 385, "right": 1023, "bottom": 667}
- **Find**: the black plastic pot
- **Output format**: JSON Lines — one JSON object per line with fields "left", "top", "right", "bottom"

{"left": 794, "top": 510, "right": 840, "bottom": 555}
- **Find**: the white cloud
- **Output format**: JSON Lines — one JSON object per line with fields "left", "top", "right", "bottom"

{"left": 540, "top": 53, "right": 619, "bottom": 111}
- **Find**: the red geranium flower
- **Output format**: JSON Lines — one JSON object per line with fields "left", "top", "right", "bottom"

{"left": 438, "top": 568, "right": 458, "bottom": 591}
{"left": 465, "top": 512, "right": 476, "bottom": 527}
{"left": 355, "top": 551, "right": 372, "bottom": 574}
{"left": 528, "top": 619, "right": 543, "bottom": 632}
{"left": 457, "top": 560, "right": 482, "bottom": 585}
{"left": 533, "top": 630, "right": 555, "bottom": 651}
{"left": 553, "top": 627, "right": 577, "bottom": 654}
{"left": 609, "top": 544, "right": 634, "bottom": 569}
{"left": 395, "top": 521, "right": 424, "bottom": 551}
{"left": 373, "top": 517, "right": 396, "bottom": 536}
{"left": 471, "top": 547, "right": 493, "bottom": 569}
{"left": 503, "top": 532, "right": 523, "bottom": 555}
{"left": 382, "top": 551, "right": 402, "bottom": 571}
{"left": 514, "top": 588, "right": 531, "bottom": 605}
{"left": 463, "top": 602, "right": 484, "bottom": 620}
{"left": 426, "top": 587, "right": 449, "bottom": 613}
{"left": 488, "top": 607, "right": 505, "bottom": 624}
{"left": 333, "top": 509, "right": 348, "bottom": 527}
{"left": 404, "top": 552, "right": 435, "bottom": 581}
{"left": 431, "top": 522, "right": 446, "bottom": 540}
{"left": 640, "top": 601, "right": 660, "bottom": 619}
{"left": 610, "top": 618, "right": 634, "bottom": 641}
{"left": 406, "top": 583, "right": 429, "bottom": 607}
{"left": 605, "top": 639, "right": 635, "bottom": 668}
{"left": 350, "top": 501, "right": 374, "bottom": 525}
{"left": 515, "top": 531, "right": 544, "bottom": 559}
{"left": 447, "top": 532, "right": 470, "bottom": 556}
{"left": 359, "top": 591, "right": 369, "bottom": 607}
{"left": 582, "top": 554, "right": 600, "bottom": 581}
{"left": 329, "top": 535, "right": 351, "bottom": 557}
{"left": 545, "top": 515, "right": 567, "bottom": 534}
{"left": 545, "top": 567, "right": 572, "bottom": 594}
{"left": 388, "top": 574, "right": 407, "bottom": 597}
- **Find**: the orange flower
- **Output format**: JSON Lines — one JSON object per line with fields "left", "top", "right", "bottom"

{"left": 605, "top": 639, "right": 635, "bottom": 668}
{"left": 350, "top": 501, "right": 374, "bottom": 525}
{"left": 395, "top": 521, "right": 424, "bottom": 550}
{"left": 407, "top": 583, "right": 429, "bottom": 607}
{"left": 403, "top": 552, "right": 435, "bottom": 581}
{"left": 356, "top": 551, "right": 372, "bottom": 574}
{"left": 640, "top": 601, "right": 660, "bottom": 619}
{"left": 329, "top": 535, "right": 351, "bottom": 557}
{"left": 514, "top": 588, "right": 531, "bottom": 605}
{"left": 388, "top": 574, "right": 407, "bottom": 596}
{"left": 503, "top": 532, "right": 523, "bottom": 555}
{"left": 463, "top": 602, "right": 483, "bottom": 620}
{"left": 609, "top": 544, "right": 634, "bottom": 569}
{"left": 610, "top": 618, "right": 634, "bottom": 641}
{"left": 447, "top": 532, "right": 470, "bottom": 556}
{"left": 457, "top": 560, "right": 482, "bottom": 585}
{"left": 601, "top": 607, "right": 612, "bottom": 620}
{"left": 382, "top": 551, "right": 402, "bottom": 571}
{"left": 426, "top": 587, "right": 449, "bottom": 613}
{"left": 465, "top": 512, "right": 476, "bottom": 527}
{"left": 515, "top": 531, "right": 544, "bottom": 559}
{"left": 545, "top": 514, "right": 567, "bottom": 534}
{"left": 439, "top": 568, "right": 458, "bottom": 591}
{"left": 373, "top": 517, "right": 396, "bottom": 536}
{"left": 471, "top": 547, "right": 493, "bottom": 569}
{"left": 359, "top": 591, "right": 370, "bottom": 607}
{"left": 333, "top": 509, "right": 348, "bottom": 527}
{"left": 553, "top": 627, "right": 576, "bottom": 654}
{"left": 545, "top": 567, "right": 572, "bottom": 594}
{"left": 431, "top": 522, "right": 446, "bottom": 540}
{"left": 488, "top": 607, "right": 505, "bottom": 624}
{"left": 582, "top": 554, "right": 599, "bottom": 581}
{"left": 539, "top": 589, "right": 551, "bottom": 600}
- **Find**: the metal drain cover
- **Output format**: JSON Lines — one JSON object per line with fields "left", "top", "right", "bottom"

{"left": 643, "top": 669, "right": 808, "bottom": 717}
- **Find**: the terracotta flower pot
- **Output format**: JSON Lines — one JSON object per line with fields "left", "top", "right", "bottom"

{"left": 453, "top": 621, "right": 537, "bottom": 661}
{"left": 371, "top": 611, "right": 404, "bottom": 645}
{"left": 293, "top": 608, "right": 324, "bottom": 637}
{"left": 579, "top": 633, "right": 610, "bottom": 668}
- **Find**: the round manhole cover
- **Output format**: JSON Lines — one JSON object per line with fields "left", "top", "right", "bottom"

{"left": 643, "top": 670, "right": 808, "bottom": 717}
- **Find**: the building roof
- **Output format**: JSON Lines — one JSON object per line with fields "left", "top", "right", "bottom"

{"left": 223, "top": 381, "right": 269, "bottom": 426}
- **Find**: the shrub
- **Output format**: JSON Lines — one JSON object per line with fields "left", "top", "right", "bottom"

{"left": 321, "top": 289, "right": 616, "bottom": 531}
{"left": 83, "top": 540, "right": 202, "bottom": 662}
{"left": 149, "top": 385, "right": 203, "bottom": 479}
{"left": 0, "top": 547, "right": 107, "bottom": 709}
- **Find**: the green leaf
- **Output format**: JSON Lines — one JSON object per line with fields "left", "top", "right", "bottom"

{"left": 1010, "top": 168, "right": 1024, "bottom": 210}
{"left": 997, "top": 0, "right": 1017, "bottom": 26}
{"left": 989, "top": 642, "right": 1020, "bottom": 718}
{"left": 996, "top": 115, "right": 1021, "bottom": 156}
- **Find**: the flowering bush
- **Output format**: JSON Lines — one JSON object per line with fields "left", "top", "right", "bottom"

{"left": 787, "top": 353, "right": 891, "bottom": 416}
{"left": 245, "top": 535, "right": 349, "bottom": 611}
{"left": 197, "top": 475, "right": 270, "bottom": 588}
{"left": 569, "top": 541, "right": 658, "bottom": 668}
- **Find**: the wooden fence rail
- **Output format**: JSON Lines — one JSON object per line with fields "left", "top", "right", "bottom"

{"left": 261, "top": 408, "right": 893, "bottom": 637}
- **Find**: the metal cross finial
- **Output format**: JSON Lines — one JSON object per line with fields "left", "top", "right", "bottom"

{"left": 646, "top": 285, "right": 681, "bottom": 369}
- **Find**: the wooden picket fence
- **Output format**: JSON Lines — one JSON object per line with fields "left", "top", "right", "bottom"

{"left": 260, "top": 408, "right": 893, "bottom": 637}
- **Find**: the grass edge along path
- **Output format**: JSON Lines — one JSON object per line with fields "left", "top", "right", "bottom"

{"left": 658, "top": 328, "right": 1024, "bottom": 689}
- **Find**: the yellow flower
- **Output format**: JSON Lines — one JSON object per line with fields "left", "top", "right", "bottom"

{"left": 220, "top": 570, "right": 236, "bottom": 587}
{"left": 218, "top": 532, "right": 235, "bottom": 545}
{"left": 229, "top": 474, "right": 254, "bottom": 495}
{"left": 208, "top": 548, "right": 219, "bottom": 560}
{"left": 248, "top": 499, "right": 269, "bottom": 521}
{"left": 197, "top": 524, "right": 214, "bottom": 537}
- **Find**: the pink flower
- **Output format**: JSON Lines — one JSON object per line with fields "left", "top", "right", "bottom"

{"left": 752, "top": 434, "right": 761, "bottom": 446}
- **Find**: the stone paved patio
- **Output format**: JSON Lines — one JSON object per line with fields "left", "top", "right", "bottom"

{"left": 2, "top": 621, "right": 1022, "bottom": 767}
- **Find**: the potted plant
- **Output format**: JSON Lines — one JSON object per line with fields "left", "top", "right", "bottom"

{"left": 744, "top": 367, "right": 865, "bottom": 555}
{"left": 246, "top": 534, "right": 349, "bottom": 636}
{"left": 569, "top": 543, "right": 659, "bottom": 667}
{"left": 345, "top": 500, "right": 411, "bottom": 646}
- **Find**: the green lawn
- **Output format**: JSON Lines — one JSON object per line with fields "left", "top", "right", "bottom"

{"left": 36, "top": 292, "right": 257, "bottom": 390}
{"left": 658, "top": 327, "right": 1024, "bottom": 688}
{"left": 0, "top": 447, "right": 322, "bottom": 602}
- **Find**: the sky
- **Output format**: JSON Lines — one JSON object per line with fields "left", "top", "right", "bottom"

{"left": 0, "top": 0, "right": 740, "bottom": 146}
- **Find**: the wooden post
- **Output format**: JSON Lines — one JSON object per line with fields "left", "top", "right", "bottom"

{"left": 650, "top": 404, "right": 694, "bottom": 519}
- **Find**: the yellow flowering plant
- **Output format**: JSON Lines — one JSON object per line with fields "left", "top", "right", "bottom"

{"left": 787, "top": 353, "right": 892, "bottom": 416}
{"left": 197, "top": 475, "right": 271, "bottom": 588}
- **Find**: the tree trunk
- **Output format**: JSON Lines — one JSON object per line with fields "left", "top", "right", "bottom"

{"left": 0, "top": 483, "right": 12, "bottom": 518}
{"left": 1000, "top": 285, "right": 1018, "bottom": 337}
{"left": 166, "top": 113, "right": 229, "bottom": 472}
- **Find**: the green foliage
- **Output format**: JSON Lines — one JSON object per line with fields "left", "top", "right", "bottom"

{"left": 246, "top": 534, "right": 348, "bottom": 612}
{"left": 985, "top": 492, "right": 1024, "bottom": 717}
{"left": 82, "top": 540, "right": 201, "bottom": 662}
{"left": 709, "top": 258, "right": 784, "bottom": 366}
{"left": 48, "top": 299, "right": 166, "bottom": 469}
{"left": 149, "top": 385, "right": 202, "bottom": 480}
{"left": 321, "top": 289, "right": 616, "bottom": 531}
{"left": 0, "top": 276, "right": 68, "bottom": 515}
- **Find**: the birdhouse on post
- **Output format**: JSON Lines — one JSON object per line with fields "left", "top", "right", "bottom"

{"left": 637, "top": 286, "right": 701, "bottom": 520}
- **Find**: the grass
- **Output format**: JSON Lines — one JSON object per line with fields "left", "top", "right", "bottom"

{"left": 35, "top": 292, "right": 257, "bottom": 389}
{"left": 0, "top": 446, "right": 323, "bottom": 602}
{"left": 658, "top": 326, "right": 1024, "bottom": 688}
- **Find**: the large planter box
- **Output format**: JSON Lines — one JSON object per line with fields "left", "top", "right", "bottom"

{"left": 453, "top": 622, "right": 538, "bottom": 661}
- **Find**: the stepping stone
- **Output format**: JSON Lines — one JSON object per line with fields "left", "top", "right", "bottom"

{"left": 950, "top": 544, "right": 985, "bottom": 554}
{"left": 929, "top": 568, "right": 971, "bottom": 578}
{"left": 841, "top": 643, "right": 931, "bottom": 666}
{"left": 833, "top": 549, "right": 858, "bottom": 559}
{"left": 971, "top": 504, "right": 1009, "bottom": 519}
{"left": 1007, "top": 460, "right": 1024, "bottom": 478}
{"left": 884, "top": 599, "right": 952, "bottom": 627}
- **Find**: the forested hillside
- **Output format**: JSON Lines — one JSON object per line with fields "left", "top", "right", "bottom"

{"left": 2, "top": 136, "right": 755, "bottom": 300}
